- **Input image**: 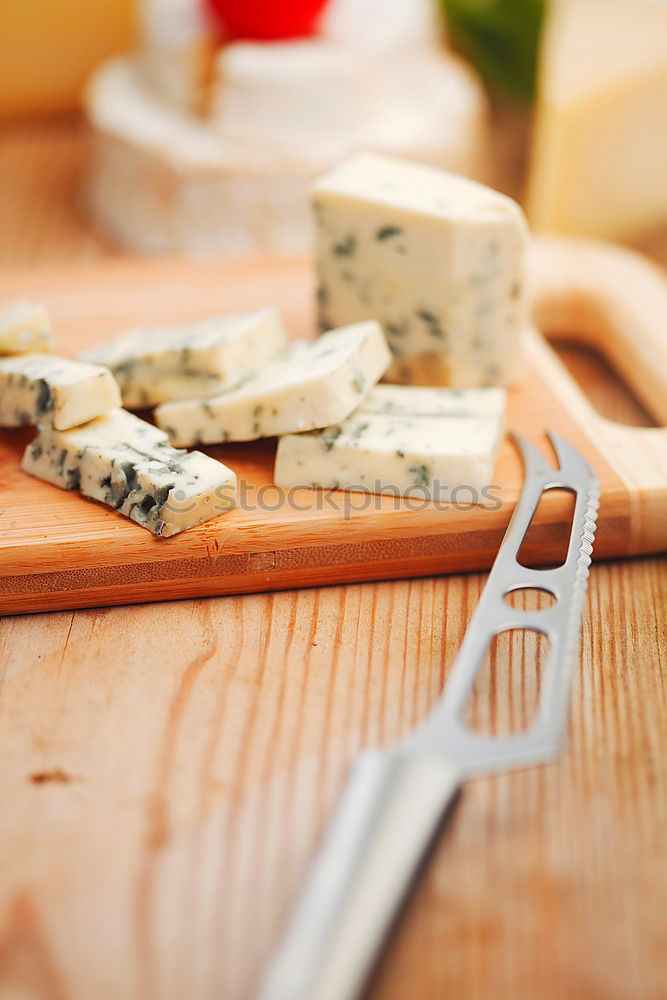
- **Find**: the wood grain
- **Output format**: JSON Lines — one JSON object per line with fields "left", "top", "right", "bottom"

{"left": 1, "top": 239, "right": 666, "bottom": 615}
{"left": 0, "top": 116, "right": 665, "bottom": 1000}
{"left": 0, "top": 566, "right": 665, "bottom": 1000}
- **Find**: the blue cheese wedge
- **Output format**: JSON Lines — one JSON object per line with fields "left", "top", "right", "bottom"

{"left": 0, "top": 300, "right": 55, "bottom": 354}
{"left": 0, "top": 353, "right": 121, "bottom": 430}
{"left": 274, "top": 386, "right": 505, "bottom": 499}
{"left": 155, "top": 320, "right": 391, "bottom": 446}
{"left": 313, "top": 153, "right": 528, "bottom": 387}
{"left": 22, "top": 408, "right": 236, "bottom": 537}
{"left": 79, "top": 308, "right": 288, "bottom": 408}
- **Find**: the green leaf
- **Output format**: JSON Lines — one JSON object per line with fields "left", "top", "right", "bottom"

{"left": 440, "top": 0, "right": 546, "bottom": 103}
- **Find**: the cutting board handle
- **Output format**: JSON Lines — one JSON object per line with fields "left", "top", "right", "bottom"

{"left": 529, "top": 236, "right": 667, "bottom": 554}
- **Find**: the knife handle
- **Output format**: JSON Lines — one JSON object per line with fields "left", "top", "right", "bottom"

{"left": 257, "top": 749, "right": 461, "bottom": 1000}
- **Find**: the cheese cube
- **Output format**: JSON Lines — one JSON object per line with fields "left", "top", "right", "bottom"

{"left": 0, "top": 300, "right": 54, "bottom": 355}
{"left": 80, "top": 308, "right": 288, "bottom": 408}
{"left": 527, "top": 0, "right": 667, "bottom": 241}
{"left": 155, "top": 320, "right": 391, "bottom": 446}
{"left": 274, "top": 385, "right": 505, "bottom": 499}
{"left": 0, "top": 353, "right": 121, "bottom": 430}
{"left": 22, "top": 408, "right": 237, "bottom": 537}
{"left": 313, "top": 153, "right": 528, "bottom": 387}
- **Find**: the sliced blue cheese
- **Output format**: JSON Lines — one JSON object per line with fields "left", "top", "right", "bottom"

{"left": 79, "top": 308, "right": 288, "bottom": 408}
{"left": 313, "top": 153, "right": 528, "bottom": 388}
{"left": 22, "top": 407, "right": 170, "bottom": 490}
{"left": 358, "top": 384, "right": 506, "bottom": 418}
{"left": 274, "top": 386, "right": 505, "bottom": 499}
{"left": 22, "top": 408, "right": 236, "bottom": 537}
{"left": 0, "top": 353, "right": 121, "bottom": 430}
{"left": 155, "top": 320, "right": 391, "bottom": 446}
{"left": 0, "top": 300, "right": 55, "bottom": 354}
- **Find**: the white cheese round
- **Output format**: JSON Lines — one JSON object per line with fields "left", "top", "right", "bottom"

{"left": 84, "top": 34, "right": 489, "bottom": 256}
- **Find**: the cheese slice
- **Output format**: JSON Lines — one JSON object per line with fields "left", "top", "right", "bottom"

{"left": 358, "top": 384, "right": 506, "bottom": 418}
{"left": 313, "top": 154, "right": 527, "bottom": 388}
{"left": 274, "top": 386, "right": 506, "bottom": 499}
{"left": 22, "top": 406, "right": 171, "bottom": 490}
{"left": 527, "top": 0, "right": 667, "bottom": 240}
{"left": 155, "top": 321, "right": 391, "bottom": 446}
{"left": 22, "top": 408, "right": 237, "bottom": 537}
{"left": 79, "top": 308, "right": 288, "bottom": 408}
{"left": 0, "top": 301, "right": 54, "bottom": 355}
{"left": 0, "top": 353, "right": 121, "bottom": 430}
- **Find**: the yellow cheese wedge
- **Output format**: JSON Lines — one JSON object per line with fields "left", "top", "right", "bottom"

{"left": 527, "top": 0, "right": 667, "bottom": 241}
{"left": 0, "top": 0, "right": 137, "bottom": 116}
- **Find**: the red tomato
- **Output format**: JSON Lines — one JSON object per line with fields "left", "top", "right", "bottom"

{"left": 205, "top": 0, "right": 330, "bottom": 40}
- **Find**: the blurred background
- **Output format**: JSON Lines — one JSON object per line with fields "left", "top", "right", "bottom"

{"left": 0, "top": 6, "right": 665, "bottom": 998}
{"left": 1, "top": 0, "right": 666, "bottom": 265}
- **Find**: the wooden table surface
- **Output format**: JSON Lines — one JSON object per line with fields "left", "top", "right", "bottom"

{"left": 0, "top": 116, "right": 665, "bottom": 1000}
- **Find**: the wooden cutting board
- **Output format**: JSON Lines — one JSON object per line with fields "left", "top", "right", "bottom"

{"left": 0, "top": 236, "right": 665, "bottom": 615}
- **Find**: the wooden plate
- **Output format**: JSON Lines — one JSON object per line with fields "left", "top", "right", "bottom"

{"left": 0, "top": 236, "right": 665, "bottom": 614}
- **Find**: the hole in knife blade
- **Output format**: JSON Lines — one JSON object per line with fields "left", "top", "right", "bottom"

{"left": 504, "top": 587, "right": 556, "bottom": 610}
{"left": 462, "top": 628, "right": 549, "bottom": 737}
{"left": 517, "top": 487, "right": 577, "bottom": 569}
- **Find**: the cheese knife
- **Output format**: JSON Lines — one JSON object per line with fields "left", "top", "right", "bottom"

{"left": 258, "top": 431, "right": 599, "bottom": 1000}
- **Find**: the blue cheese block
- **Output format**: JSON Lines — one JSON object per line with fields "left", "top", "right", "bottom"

{"left": 0, "top": 300, "right": 55, "bottom": 355}
{"left": 274, "top": 386, "right": 506, "bottom": 499}
{"left": 155, "top": 320, "right": 391, "bottom": 446}
{"left": 79, "top": 307, "right": 288, "bottom": 408}
{"left": 313, "top": 153, "right": 528, "bottom": 387}
{"left": 22, "top": 408, "right": 237, "bottom": 537}
{"left": 0, "top": 353, "right": 121, "bottom": 430}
